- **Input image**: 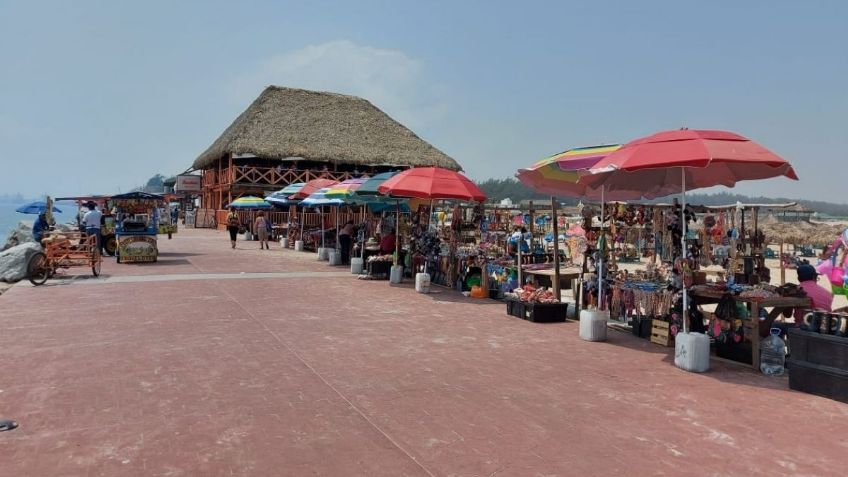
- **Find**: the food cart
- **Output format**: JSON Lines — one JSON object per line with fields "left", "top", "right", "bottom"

{"left": 111, "top": 192, "right": 164, "bottom": 263}
{"left": 55, "top": 195, "right": 118, "bottom": 256}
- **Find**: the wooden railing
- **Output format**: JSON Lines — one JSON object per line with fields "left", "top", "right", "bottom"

{"left": 212, "top": 209, "right": 367, "bottom": 231}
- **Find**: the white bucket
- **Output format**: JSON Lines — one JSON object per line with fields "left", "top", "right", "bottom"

{"left": 389, "top": 265, "right": 403, "bottom": 284}
{"left": 674, "top": 332, "right": 710, "bottom": 373}
{"left": 328, "top": 249, "right": 341, "bottom": 265}
{"left": 317, "top": 247, "right": 329, "bottom": 261}
{"left": 294, "top": 240, "right": 304, "bottom": 251}
{"left": 350, "top": 257, "right": 364, "bottom": 275}
{"left": 415, "top": 272, "right": 431, "bottom": 293}
{"left": 579, "top": 309, "right": 609, "bottom": 342}
{"left": 280, "top": 238, "right": 289, "bottom": 248}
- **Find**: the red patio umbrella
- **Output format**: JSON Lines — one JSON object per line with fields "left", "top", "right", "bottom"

{"left": 584, "top": 129, "right": 798, "bottom": 199}
{"left": 584, "top": 128, "right": 797, "bottom": 334}
{"left": 377, "top": 167, "right": 487, "bottom": 202}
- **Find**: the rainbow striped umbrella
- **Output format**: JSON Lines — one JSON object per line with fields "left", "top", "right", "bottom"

{"left": 516, "top": 144, "right": 621, "bottom": 199}
{"left": 227, "top": 196, "right": 271, "bottom": 209}
{"left": 278, "top": 182, "right": 306, "bottom": 196}
{"left": 300, "top": 188, "right": 345, "bottom": 207}
{"left": 324, "top": 178, "right": 366, "bottom": 200}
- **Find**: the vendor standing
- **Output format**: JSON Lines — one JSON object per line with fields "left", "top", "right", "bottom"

{"left": 82, "top": 202, "right": 103, "bottom": 253}
{"left": 379, "top": 228, "right": 396, "bottom": 254}
{"left": 338, "top": 220, "right": 354, "bottom": 265}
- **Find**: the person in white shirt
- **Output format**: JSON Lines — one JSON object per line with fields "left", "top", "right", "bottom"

{"left": 82, "top": 202, "right": 103, "bottom": 254}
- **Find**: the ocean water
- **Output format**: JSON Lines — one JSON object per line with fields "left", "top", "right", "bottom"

{"left": 0, "top": 203, "right": 77, "bottom": 244}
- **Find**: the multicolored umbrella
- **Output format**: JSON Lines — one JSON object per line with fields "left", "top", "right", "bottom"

{"left": 227, "top": 196, "right": 271, "bottom": 209}
{"left": 377, "top": 167, "right": 486, "bottom": 202}
{"left": 300, "top": 188, "right": 345, "bottom": 207}
{"left": 289, "top": 179, "right": 339, "bottom": 200}
{"left": 354, "top": 171, "right": 401, "bottom": 197}
{"left": 516, "top": 144, "right": 622, "bottom": 199}
{"left": 325, "top": 178, "right": 366, "bottom": 200}
{"left": 278, "top": 182, "right": 306, "bottom": 196}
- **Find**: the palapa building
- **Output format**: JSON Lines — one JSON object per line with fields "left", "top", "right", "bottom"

{"left": 192, "top": 86, "right": 461, "bottom": 217}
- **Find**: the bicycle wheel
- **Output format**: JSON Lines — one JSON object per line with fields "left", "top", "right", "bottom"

{"left": 91, "top": 248, "right": 102, "bottom": 277}
{"left": 27, "top": 252, "right": 50, "bottom": 286}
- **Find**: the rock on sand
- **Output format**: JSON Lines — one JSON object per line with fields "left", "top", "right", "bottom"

{"left": 0, "top": 242, "right": 41, "bottom": 282}
{"left": 2, "top": 221, "right": 33, "bottom": 251}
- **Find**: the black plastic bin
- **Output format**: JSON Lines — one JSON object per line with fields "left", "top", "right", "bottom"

{"left": 787, "top": 359, "right": 848, "bottom": 404}
{"left": 788, "top": 328, "right": 848, "bottom": 369}
{"left": 715, "top": 340, "right": 753, "bottom": 365}
{"left": 630, "top": 316, "right": 653, "bottom": 339}
{"left": 523, "top": 302, "right": 568, "bottom": 323}
{"left": 505, "top": 298, "right": 524, "bottom": 318}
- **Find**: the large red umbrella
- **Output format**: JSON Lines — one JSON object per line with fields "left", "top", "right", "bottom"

{"left": 584, "top": 129, "right": 798, "bottom": 199}
{"left": 584, "top": 128, "right": 797, "bottom": 335}
{"left": 289, "top": 178, "right": 339, "bottom": 200}
{"left": 377, "top": 167, "right": 487, "bottom": 202}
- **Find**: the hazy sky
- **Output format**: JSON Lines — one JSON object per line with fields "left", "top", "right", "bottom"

{"left": 1, "top": 1, "right": 845, "bottom": 201}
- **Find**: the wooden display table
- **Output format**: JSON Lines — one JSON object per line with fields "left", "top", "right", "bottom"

{"left": 522, "top": 267, "right": 581, "bottom": 290}
{"left": 690, "top": 288, "right": 810, "bottom": 369}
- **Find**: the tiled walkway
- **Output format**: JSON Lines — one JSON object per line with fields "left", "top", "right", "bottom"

{"left": 1, "top": 229, "right": 846, "bottom": 476}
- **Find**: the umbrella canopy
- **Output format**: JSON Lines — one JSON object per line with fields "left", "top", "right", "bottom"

{"left": 15, "top": 200, "right": 62, "bottom": 215}
{"left": 354, "top": 171, "right": 402, "bottom": 197}
{"left": 289, "top": 179, "right": 339, "bottom": 200}
{"left": 300, "top": 188, "right": 345, "bottom": 207}
{"left": 377, "top": 167, "right": 487, "bottom": 202}
{"left": 265, "top": 196, "right": 298, "bottom": 207}
{"left": 277, "top": 182, "right": 306, "bottom": 195}
{"left": 516, "top": 144, "right": 622, "bottom": 199}
{"left": 584, "top": 129, "right": 798, "bottom": 199}
{"left": 227, "top": 196, "right": 272, "bottom": 209}
{"left": 325, "top": 178, "right": 366, "bottom": 200}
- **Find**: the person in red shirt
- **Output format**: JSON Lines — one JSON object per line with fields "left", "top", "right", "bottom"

{"left": 379, "top": 229, "right": 396, "bottom": 254}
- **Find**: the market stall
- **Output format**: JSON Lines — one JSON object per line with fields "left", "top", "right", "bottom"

{"left": 112, "top": 192, "right": 165, "bottom": 263}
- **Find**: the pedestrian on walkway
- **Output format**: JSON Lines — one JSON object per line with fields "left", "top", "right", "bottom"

{"left": 254, "top": 211, "right": 271, "bottom": 250}
{"left": 82, "top": 202, "right": 103, "bottom": 254}
{"left": 226, "top": 207, "right": 240, "bottom": 249}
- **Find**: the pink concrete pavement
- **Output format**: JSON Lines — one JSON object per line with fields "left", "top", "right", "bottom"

{"left": 1, "top": 229, "right": 846, "bottom": 476}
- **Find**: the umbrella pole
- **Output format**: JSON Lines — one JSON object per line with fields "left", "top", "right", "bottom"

{"left": 336, "top": 206, "right": 340, "bottom": 250}
{"left": 321, "top": 206, "right": 325, "bottom": 250}
{"left": 300, "top": 208, "right": 305, "bottom": 242}
{"left": 551, "top": 196, "right": 561, "bottom": 302}
{"left": 598, "top": 185, "right": 605, "bottom": 310}
{"left": 682, "top": 168, "right": 689, "bottom": 334}
{"left": 395, "top": 200, "right": 400, "bottom": 266}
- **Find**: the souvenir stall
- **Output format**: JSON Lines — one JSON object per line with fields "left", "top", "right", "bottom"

{"left": 112, "top": 192, "right": 165, "bottom": 263}
{"left": 376, "top": 167, "right": 487, "bottom": 286}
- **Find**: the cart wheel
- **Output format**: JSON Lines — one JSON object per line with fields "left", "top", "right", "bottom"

{"left": 91, "top": 251, "right": 102, "bottom": 277}
{"left": 104, "top": 236, "right": 117, "bottom": 256}
{"left": 27, "top": 252, "right": 50, "bottom": 286}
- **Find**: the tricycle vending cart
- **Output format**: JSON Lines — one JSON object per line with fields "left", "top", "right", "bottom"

{"left": 27, "top": 231, "right": 102, "bottom": 285}
{"left": 112, "top": 192, "right": 164, "bottom": 264}
{"left": 55, "top": 195, "right": 118, "bottom": 256}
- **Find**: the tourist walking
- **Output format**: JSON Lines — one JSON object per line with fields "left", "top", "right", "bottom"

{"left": 338, "top": 220, "right": 354, "bottom": 265}
{"left": 254, "top": 211, "right": 271, "bottom": 250}
{"left": 82, "top": 202, "right": 103, "bottom": 254}
{"left": 226, "top": 207, "right": 240, "bottom": 249}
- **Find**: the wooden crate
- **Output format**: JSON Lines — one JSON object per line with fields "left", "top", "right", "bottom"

{"left": 650, "top": 319, "right": 674, "bottom": 347}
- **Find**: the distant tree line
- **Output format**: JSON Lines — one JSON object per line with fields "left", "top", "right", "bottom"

{"left": 475, "top": 178, "right": 848, "bottom": 216}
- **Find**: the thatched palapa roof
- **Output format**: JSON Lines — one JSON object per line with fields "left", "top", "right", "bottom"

{"left": 192, "top": 86, "right": 461, "bottom": 171}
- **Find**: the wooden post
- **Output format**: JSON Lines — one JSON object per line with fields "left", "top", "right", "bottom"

{"left": 780, "top": 239, "right": 785, "bottom": 285}
{"left": 551, "top": 196, "right": 561, "bottom": 302}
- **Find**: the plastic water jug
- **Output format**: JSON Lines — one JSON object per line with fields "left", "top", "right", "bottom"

{"left": 415, "top": 272, "right": 431, "bottom": 293}
{"left": 674, "top": 332, "right": 710, "bottom": 373}
{"left": 579, "top": 309, "right": 608, "bottom": 342}
{"left": 350, "top": 257, "right": 364, "bottom": 275}
{"left": 760, "top": 328, "right": 786, "bottom": 376}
